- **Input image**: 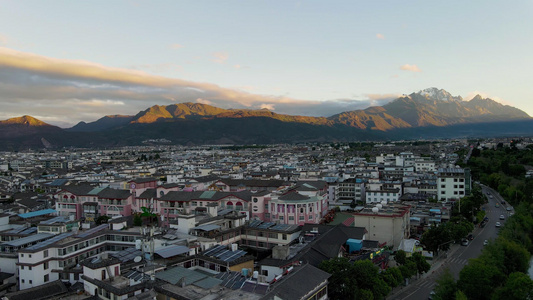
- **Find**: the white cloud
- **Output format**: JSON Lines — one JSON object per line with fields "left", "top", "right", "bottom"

{"left": 400, "top": 64, "right": 422, "bottom": 72}
{"left": 212, "top": 52, "right": 228, "bottom": 64}
{"left": 260, "top": 103, "right": 275, "bottom": 111}
{"left": 195, "top": 98, "right": 213, "bottom": 105}
{"left": 0, "top": 47, "right": 381, "bottom": 126}
{"left": 170, "top": 43, "right": 184, "bottom": 49}
{"left": 376, "top": 33, "right": 385, "bottom": 40}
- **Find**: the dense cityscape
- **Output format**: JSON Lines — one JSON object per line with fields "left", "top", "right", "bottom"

{"left": 0, "top": 137, "right": 529, "bottom": 299}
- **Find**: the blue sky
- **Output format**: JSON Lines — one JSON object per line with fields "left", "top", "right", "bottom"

{"left": 0, "top": 0, "right": 532, "bottom": 126}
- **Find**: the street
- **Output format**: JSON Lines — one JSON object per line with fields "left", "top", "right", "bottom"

{"left": 388, "top": 185, "right": 509, "bottom": 299}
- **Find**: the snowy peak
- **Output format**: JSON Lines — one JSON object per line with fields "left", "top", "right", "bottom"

{"left": 414, "top": 87, "right": 463, "bottom": 102}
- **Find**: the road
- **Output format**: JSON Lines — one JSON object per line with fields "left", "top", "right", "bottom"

{"left": 388, "top": 185, "right": 510, "bottom": 299}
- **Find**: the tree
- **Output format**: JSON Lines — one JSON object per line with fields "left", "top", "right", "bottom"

{"left": 133, "top": 213, "right": 142, "bottom": 226}
{"left": 433, "top": 268, "right": 457, "bottom": 300}
{"left": 352, "top": 260, "right": 390, "bottom": 300}
{"left": 394, "top": 250, "right": 407, "bottom": 265}
{"left": 96, "top": 215, "right": 110, "bottom": 225}
{"left": 491, "top": 272, "right": 533, "bottom": 300}
{"left": 457, "top": 259, "right": 505, "bottom": 300}
{"left": 319, "top": 257, "right": 357, "bottom": 300}
{"left": 380, "top": 267, "right": 402, "bottom": 288}
{"left": 421, "top": 224, "right": 452, "bottom": 254}
{"left": 409, "top": 252, "right": 430, "bottom": 275}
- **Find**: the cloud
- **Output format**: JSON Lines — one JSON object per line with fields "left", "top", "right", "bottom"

{"left": 0, "top": 47, "right": 381, "bottom": 126}
{"left": 233, "top": 64, "right": 241, "bottom": 69}
{"left": 260, "top": 103, "right": 275, "bottom": 111}
{"left": 376, "top": 33, "right": 385, "bottom": 40}
{"left": 195, "top": 98, "right": 213, "bottom": 105}
{"left": 212, "top": 52, "right": 228, "bottom": 64}
{"left": 400, "top": 64, "right": 422, "bottom": 72}
{"left": 170, "top": 43, "right": 184, "bottom": 49}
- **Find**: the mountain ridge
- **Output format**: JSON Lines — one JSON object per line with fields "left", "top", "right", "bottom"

{"left": 0, "top": 88, "right": 531, "bottom": 149}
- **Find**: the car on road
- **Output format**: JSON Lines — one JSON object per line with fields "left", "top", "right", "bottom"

{"left": 461, "top": 238, "right": 469, "bottom": 246}
{"left": 500, "top": 215, "right": 505, "bottom": 220}
{"left": 496, "top": 222, "right": 501, "bottom": 227}
{"left": 507, "top": 207, "right": 512, "bottom": 211}
{"left": 484, "top": 240, "right": 489, "bottom": 246}
{"left": 467, "top": 233, "right": 474, "bottom": 240}
{"left": 495, "top": 204, "right": 500, "bottom": 208}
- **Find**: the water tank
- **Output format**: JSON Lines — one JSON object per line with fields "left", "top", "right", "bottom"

{"left": 231, "top": 243, "right": 238, "bottom": 252}
{"left": 253, "top": 271, "right": 259, "bottom": 279}
{"left": 376, "top": 204, "right": 383, "bottom": 209}
{"left": 242, "top": 268, "right": 249, "bottom": 277}
{"left": 372, "top": 207, "right": 379, "bottom": 213}
{"left": 135, "top": 240, "right": 142, "bottom": 250}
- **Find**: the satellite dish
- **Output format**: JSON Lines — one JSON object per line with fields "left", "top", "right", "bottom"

{"left": 376, "top": 204, "right": 383, "bottom": 209}
{"left": 372, "top": 207, "right": 379, "bottom": 213}
{"left": 133, "top": 256, "right": 142, "bottom": 263}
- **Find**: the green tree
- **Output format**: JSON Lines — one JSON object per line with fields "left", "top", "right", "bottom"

{"left": 409, "top": 252, "right": 431, "bottom": 275}
{"left": 394, "top": 250, "right": 407, "bottom": 265}
{"left": 352, "top": 260, "right": 390, "bottom": 300}
{"left": 433, "top": 268, "right": 457, "bottom": 300}
{"left": 491, "top": 272, "right": 533, "bottom": 300}
{"left": 380, "top": 267, "right": 403, "bottom": 288}
{"left": 457, "top": 259, "right": 504, "bottom": 300}
{"left": 133, "top": 213, "right": 142, "bottom": 226}
{"left": 96, "top": 215, "right": 110, "bottom": 225}
{"left": 319, "top": 257, "right": 357, "bottom": 299}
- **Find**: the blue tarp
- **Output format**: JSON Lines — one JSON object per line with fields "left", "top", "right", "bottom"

{"left": 18, "top": 209, "right": 57, "bottom": 219}
{"left": 346, "top": 238, "right": 363, "bottom": 253}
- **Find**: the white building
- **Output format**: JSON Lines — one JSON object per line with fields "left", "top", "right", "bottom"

{"left": 437, "top": 168, "right": 466, "bottom": 201}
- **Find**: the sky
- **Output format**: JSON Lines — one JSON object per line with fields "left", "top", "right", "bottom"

{"left": 0, "top": 0, "right": 532, "bottom": 127}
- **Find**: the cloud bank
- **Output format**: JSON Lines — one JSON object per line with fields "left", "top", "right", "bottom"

{"left": 0, "top": 47, "right": 393, "bottom": 127}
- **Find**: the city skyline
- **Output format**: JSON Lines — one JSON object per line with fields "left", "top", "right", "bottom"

{"left": 0, "top": 1, "right": 532, "bottom": 127}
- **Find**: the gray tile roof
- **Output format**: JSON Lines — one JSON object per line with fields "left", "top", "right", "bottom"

{"left": 263, "top": 264, "right": 330, "bottom": 300}
{"left": 97, "top": 187, "right": 131, "bottom": 199}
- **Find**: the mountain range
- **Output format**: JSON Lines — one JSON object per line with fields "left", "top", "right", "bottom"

{"left": 1, "top": 88, "right": 532, "bottom": 149}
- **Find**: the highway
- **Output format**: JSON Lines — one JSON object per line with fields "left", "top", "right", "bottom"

{"left": 388, "top": 185, "right": 510, "bottom": 299}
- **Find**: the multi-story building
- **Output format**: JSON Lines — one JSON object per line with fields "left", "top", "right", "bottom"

{"left": 16, "top": 224, "right": 140, "bottom": 290}
{"left": 437, "top": 168, "right": 466, "bottom": 201}
{"left": 351, "top": 203, "right": 410, "bottom": 249}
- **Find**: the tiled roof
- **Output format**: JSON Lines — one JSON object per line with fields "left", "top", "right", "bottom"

{"left": 263, "top": 264, "right": 330, "bottom": 300}
{"left": 279, "top": 192, "right": 310, "bottom": 201}
{"left": 60, "top": 184, "right": 95, "bottom": 195}
{"left": 97, "top": 187, "right": 131, "bottom": 199}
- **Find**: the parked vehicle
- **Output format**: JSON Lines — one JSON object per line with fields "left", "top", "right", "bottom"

{"left": 507, "top": 207, "right": 512, "bottom": 211}
{"left": 483, "top": 240, "right": 489, "bottom": 246}
{"left": 496, "top": 222, "right": 501, "bottom": 227}
{"left": 500, "top": 215, "right": 505, "bottom": 220}
{"left": 461, "top": 238, "right": 469, "bottom": 246}
{"left": 467, "top": 234, "right": 474, "bottom": 240}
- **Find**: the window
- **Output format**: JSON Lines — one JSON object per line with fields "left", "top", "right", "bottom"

{"left": 43, "top": 250, "right": 48, "bottom": 258}
{"left": 44, "top": 274, "right": 49, "bottom": 282}
{"left": 279, "top": 216, "right": 284, "bottom": 220}
{"left": 29, "top": 280, "right": 32, "bottom": 284}
{"left": 28, "top": 266, "right": 32, "bottom": 270}
{"left": 192, "top": 201, "right": 197, "bottom": 206}
{"left": 44, "top": 262, "right": 49, "bottom": 270}
{"left": 441, "top": 185, "right": 445, "bottom": 188}
{"left": 282, "top": 234, "right": 287, "bottom": 240}
{"left": 288, "top": 216, "right": 294, "bottom": 220}
{"left": 21, "top": 279, "right": 24, "bottom": 283}
{"left": 253, "top": 198, "right": 258, "bottom": 203}
{"left": 299, "top": 216, "right": 305, "bottom": 220}
{"left": 21, "top": 254, "right": 24, "bottom": 257}
{"left": 20, "top": 266, "right": 24, "bottom": 270}
{"left": 29, "top": 254, "right": 32, "bottom": 258}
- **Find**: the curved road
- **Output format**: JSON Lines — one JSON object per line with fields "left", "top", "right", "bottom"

{"left": 388, "top": 185, "right": 510, "bottom": 299}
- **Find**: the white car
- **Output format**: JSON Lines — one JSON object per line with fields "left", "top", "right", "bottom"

{"left": 483, "top": 240, "right": 488, "bottom": 246}
{"left": 495, "top": 222, "right": 501, "bottom": 227}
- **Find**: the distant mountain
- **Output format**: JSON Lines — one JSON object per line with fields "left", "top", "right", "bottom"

{"left": 1, "top": 88, "right": 531, "bottom": 149}
{"left": 328, "top": 88, "right": 530, "bottom": 130}
{"left": 68, "top": 115, "right": 133, "bottom": 132}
